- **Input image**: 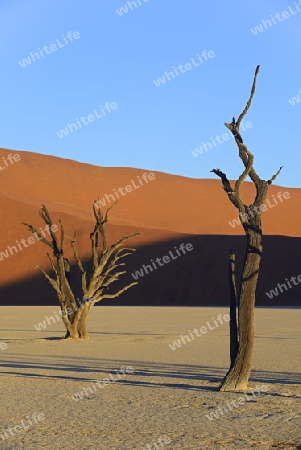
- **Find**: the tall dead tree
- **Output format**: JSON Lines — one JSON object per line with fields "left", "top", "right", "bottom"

{"left": 23, "top": 201, "right": 139, "bottom": 340}
{"left": 211, "top": 65, "right": 282, "bottom": 391}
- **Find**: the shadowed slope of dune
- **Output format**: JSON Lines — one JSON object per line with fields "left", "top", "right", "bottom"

{"left": 0, "top": 234, "right": 301, "bottom": 306}
{"left": 0, "top": 147, "right": 300, "bottom": 306}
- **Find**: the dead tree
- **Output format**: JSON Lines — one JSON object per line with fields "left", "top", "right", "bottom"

{"left": 23, "top": 201, "right": 139, "bottom": 340}
{"left": 211, "top": 65, "right": 282, "bottom": 391}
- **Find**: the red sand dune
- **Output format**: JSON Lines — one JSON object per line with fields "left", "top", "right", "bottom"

{"left": 0, "top": 147, "right": 300, "bottom": 306}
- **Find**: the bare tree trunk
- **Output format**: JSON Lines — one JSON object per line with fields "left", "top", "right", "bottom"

{"left": 229, "top": 251, "right": 238, "bottom": 369}
{"left": 61, "top": 300, "right": 91, "bottom": 340}
{"left": 211, "top": 65, "right": 282, "bottom": 391}
{"left": 68, "top": 324, "right": 80, "bottom": 340}
{"left": 221, "top": 227, "right": 262, "bottom": 390}
{"left": 77, "top": 303, "right": 91, "bottom": 340}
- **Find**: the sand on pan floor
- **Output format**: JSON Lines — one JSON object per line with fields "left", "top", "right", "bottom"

{"left": 0, "top": 306, "right": 300, "bottom": 450}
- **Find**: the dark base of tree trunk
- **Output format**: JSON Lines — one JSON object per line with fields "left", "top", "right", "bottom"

{"left": 61, "top": 307, "right": 91, "bottom": 340}
{"left": 219, "top": 372, "right": 249, "bottom": 391}
{"left": 62, "top": 330, "right": 90, "bottom": 341}
{"left": 219, "top": 331, "right": 254, "bottom": 391}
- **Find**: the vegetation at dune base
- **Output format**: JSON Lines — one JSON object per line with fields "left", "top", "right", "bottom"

{"left": 23, "top": 201, "right": 139, "bottom": 340}
{"left": 212, "top": 65, "right": 283, "bottom": 391}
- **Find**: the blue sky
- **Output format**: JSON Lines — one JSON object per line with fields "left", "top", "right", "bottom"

{"left": 1, "top": 0, "right": 300, "bottom": 187}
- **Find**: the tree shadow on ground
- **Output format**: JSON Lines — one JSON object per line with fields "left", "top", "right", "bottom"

{"left": 0, "top": 355, "right": 299, "bottom": 395}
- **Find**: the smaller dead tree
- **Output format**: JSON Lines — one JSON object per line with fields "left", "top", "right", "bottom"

{"left": 23, "top": 201, "right": 139, "bottom": 340}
